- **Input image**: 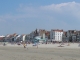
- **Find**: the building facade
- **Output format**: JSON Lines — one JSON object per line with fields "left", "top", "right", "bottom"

{"left": 50, "top": 29, "right": 63, "bottom": 42}
{"left": 62, "top": 31, "right": 68, "bottom": 42}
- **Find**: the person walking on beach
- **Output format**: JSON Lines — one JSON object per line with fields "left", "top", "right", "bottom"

{"left": 23, "top": 43, "right": 26, "bottom": 48}
{"left": 3, "top": 42, "right": 6, "bottom": 46}
{"left": 36, "top": 43, "right": 38, "bottom": 49}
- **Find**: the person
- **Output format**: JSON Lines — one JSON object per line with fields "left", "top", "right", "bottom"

{"left": 3, "top": 43, "right": 6, "bottom": 46}
{"left": 78, "top": 42, "right": 80, "bottom": 47}
{"left": 36, "top": 43, "right": 38, "bottom": 49}
{"left": 23, "top": 43, "right": 26, "bottom": 48}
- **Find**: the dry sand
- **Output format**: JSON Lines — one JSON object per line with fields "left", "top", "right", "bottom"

{"left": 0, "top": 46, "right": 80, "bottom": 60}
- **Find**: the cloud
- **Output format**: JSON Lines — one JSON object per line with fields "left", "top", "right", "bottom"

{"left": 16, "top": 1, "right": 80, "bottom": 21}
{"left": 0, "top": 1, "right": 80, "bottom": 35}
{"left": 40, "top": 1, "right": 79, "bottom": 11}
{"left": 2, "top": 1, "right": 80, "bottom": 21}
{"left": 40, "top": 1, "right": 80, "bottom": 19}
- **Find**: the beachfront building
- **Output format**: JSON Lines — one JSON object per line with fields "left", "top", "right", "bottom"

{"left": 30, "top": 29, "right": 50, "bottom": 40}
{"left": 30, "top": 29, "right": 39, "bottom": 39}
{"left": 21, "top": 35, "right": 26, "bottom": 42}
{"left": 66, "top": 30, "right": 80, "bottom": 42}
{"left": 45, "top": 31, "right": 51, "bottom": 43}
{"left": 50, "top": 29, "right": 63, "bottom": 42}
{"left": 30, "top": 31, "right": 35, "bottom": 39}
{"left": 32, "top": 29, "right": 46, "bottom": 43}
{"left": 34, "top": 29, "right": 39, "bottom": 36}
{"left": 0, "top": 35, "right": 5, "bottom": 42}
{"left": 32, "top": 29, "right": 49, "bottom": 43}
{"left": 38, "top": 29, "right": 46, "bottom": 39}
{"left": 45, "top": 31, "right": 50, "bottom": 39}
{"left": 4, "top": 33, "right": 20, "bottom": 42}
{"left": 76, "top": 31, "right": 80, "bottom": 42}
{"left": 62, "top": 30, "right": 80, "bottom": 43}
{"left": 62, "top": 31, "right": 68, "bottom": 42}
{"left": 66, "top": 30, "right": 77, "bottom": 42}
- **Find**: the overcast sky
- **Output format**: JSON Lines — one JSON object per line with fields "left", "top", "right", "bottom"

{"left": 0, "top": 0, "right": 80, "bottom": 35}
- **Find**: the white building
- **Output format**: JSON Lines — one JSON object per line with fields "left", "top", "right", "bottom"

{"left": 50, "top": 29, "right": 63, "bottom": 42}
{"left": 23, "top": 35, "right": 26, "bottom": 41}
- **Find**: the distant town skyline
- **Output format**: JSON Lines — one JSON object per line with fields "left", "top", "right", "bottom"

{"left": 0, "top": 0, "right": 80, "bottom": 35}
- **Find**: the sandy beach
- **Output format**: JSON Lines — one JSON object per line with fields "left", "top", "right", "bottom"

{"left": 0, "top": 43, "right": 80, "bottom": 60}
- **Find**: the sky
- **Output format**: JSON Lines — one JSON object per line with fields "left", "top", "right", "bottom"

{"left": 0, "top": 0, "right": 80, "bottom": 35}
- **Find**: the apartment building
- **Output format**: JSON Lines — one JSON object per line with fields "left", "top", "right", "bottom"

{"left": 0, "top": 35, "right": 5, "bottom": 42}
{"left": 50, "top": 29, "right": 63, "bottom": 42}
{"left": 38, "top": 29, "right": 46, "bottom": 39}
{"left": 62, "top": 31, "right": 68, "bottom": 42}
{"left": 66, "top": 30, "right": 80, "bottom": 42}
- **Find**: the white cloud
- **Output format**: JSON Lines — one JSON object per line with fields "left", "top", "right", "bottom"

{"left": 40, "top": 1, "right": 79, "bottom": 11}
{"left": 16, "top": 1, "right": 80, "bottom": 21}
{"left": 1, "top": 1, "right": 80, "bottom": 35}
{"left": 0, "top": 1, "right": 80, "bottom": 30}
{"left": 2, "top": 1, "right": 80, "bottom": 20}
{"left": 40, "top": 1, "right": 80, "bottom": 19}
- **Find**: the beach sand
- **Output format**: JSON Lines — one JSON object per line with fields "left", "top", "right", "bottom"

{"left": 0, "top": 45, "right": 80, "bottom": 60}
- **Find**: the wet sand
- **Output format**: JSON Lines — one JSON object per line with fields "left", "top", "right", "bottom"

{"left": 0, "top": 46, "right": 80, "bottom": 60}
